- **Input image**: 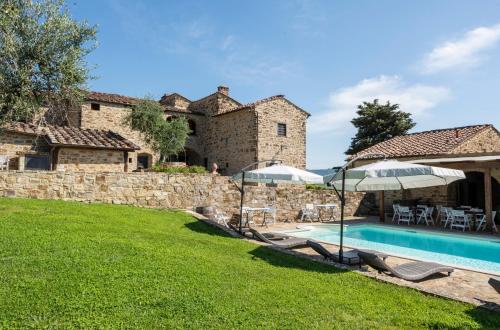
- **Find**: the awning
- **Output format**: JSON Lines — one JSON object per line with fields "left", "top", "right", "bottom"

{"left": 406, "top": 155, "right": 500, "bottom": 164}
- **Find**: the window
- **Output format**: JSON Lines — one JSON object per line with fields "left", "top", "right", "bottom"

{"left": 188, "top": 119, "right": 196, "bottom": 136}
{"left": 25, "top": 154, "right": 50, "bottom": 170}
{"left": 166, "top": 115, "right": 178, "bottom": 122}
{"left": 277, "top": 123, "right": 287, "bottom": 137}
{"left": 90, "top": 103, "right": 100, "bottom": 111}
{"left": 137, "top": 154, "right": 151, "bottom": 169}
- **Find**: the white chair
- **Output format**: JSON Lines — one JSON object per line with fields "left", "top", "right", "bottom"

{"left": 440, "top": 207, "right": 454, "bottom": 228}
{"left": 392, "top": 204, "right": 401, "bottom": 222}
{"left": 300, "top": 204, "right": 319, "bottom": 222}
{"left": 435, "top": 205, "right": 443, "bottom": 222}
{"left": 262, "top": 206, "right": 277, "bottom": 227}
{"left": 423, "top": 206, "right": 435, "bottom": 226}
{"left": 242, "top": 207, "right": 255, "bottom": 227}
{"left": 476, "top": 211, "right": 498, "bottom": 232}
{"left": 398, "top": 207, "right": 414, "bottom": 225}
{"left": 450, "top": 210, "right": 470, "bottom": 231}
{"left": 214, "top": 209, "right": 230, "bottom": 227}
{"left": 0, "top": 155, "right": 9, "bottom": 170}
{"left": 415, "top": 206, "right": 428, "bottom": 224}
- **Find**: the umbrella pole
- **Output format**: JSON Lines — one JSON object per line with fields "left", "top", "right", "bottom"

{"left": 238, "top": 171, "right": 246, "bottom": 234}
{"left": 339, "top": 169, "right": 346, "bottom": 263}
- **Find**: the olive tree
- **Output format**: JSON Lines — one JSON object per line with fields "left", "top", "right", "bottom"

{"left": 0, "top": 0, "right": 97, "bottom": 125}
{"left": 124, "top": 97, "right": 190, "bottom": 163}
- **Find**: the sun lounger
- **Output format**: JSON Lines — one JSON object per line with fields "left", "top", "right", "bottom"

{"left": 488, "top": 278, "right": 500, "bottom": 294}
{"left": 357, "top": 250, "right": 453, "bottom": 281}
{"left": 306, "top": 240, "right": 389, "bottom": 266}
{"left": 249, "top": 228, "right": 308, "bottom": 249}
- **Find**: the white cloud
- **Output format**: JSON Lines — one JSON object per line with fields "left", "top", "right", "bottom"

{"left": 308, "top": 75, "right": 450, "bottom": 134}
{"left": 420, "top": 23, "right": 500, "bottom": 74}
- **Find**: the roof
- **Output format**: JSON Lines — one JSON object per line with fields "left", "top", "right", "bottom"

{"left": 85, "top": 91, "right": 139, "bottom": 106}
{"left": 3, "top": 122, "right": 139, "bottom": 151}
{"left": 214, "top": 95, "right": 310, "bottom": 117}
{"left": 353, "top": 124, "right": 495, "bottom": 159}
{"left": 163, "top": 105, "right": 204, "bottom": 115}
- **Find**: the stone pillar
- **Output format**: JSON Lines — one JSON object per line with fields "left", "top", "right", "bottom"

{"left": 484, "top": 168, "right": 493, "bottom": 231}
{"left": 18, "top": 154, "right": 25, "bottom": 171}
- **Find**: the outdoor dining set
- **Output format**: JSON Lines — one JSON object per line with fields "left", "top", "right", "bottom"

{"left": 237, "top": 203, "right": 338, "bottom": 227}
{"left": 392, "top": 204, "right": 498, "bottom": 232}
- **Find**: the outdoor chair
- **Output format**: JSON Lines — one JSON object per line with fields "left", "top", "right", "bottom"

{"left": 441, "top": 207, "right": 454, "bottom": 228}
{"left": 435, "top": 205, "right": 443, "bottom": 222}
{"left": 450, "top": 210, "right": 470, "bottom": 231}
{"left": 261, "top": 206, "right": 277, "bottom": 227}
{"left": 397, "top": 206, "right": 414, "bottom": 225}
{"left": 249, "top": 228, "right": 308, "bottom": 249}
{"left": 415, "top": 206, "right": 427, "bottom": 224}
{"left": 357, "top": 250, "right": 454, "bottom": 281}
{"left": 300, "top": 204, "right": 319, "bottom": 223}
{"left": 488, "top": 278, "right": 500, "bottom": 294}
{"left": 0, "top": 155, "right": 8, "bottom": 171}
{"left": 392, "top": 204, "right": 401, "bottom": 223}
{"left": 423, "top": 206, "right": 435, "bottom": 226}
{"left": 213, "top": 209, "right": 231, "bottom": 227}
{"left": 476, "top": 211, "right": 498, "bottom": 232}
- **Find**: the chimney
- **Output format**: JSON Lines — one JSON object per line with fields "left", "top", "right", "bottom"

{"left": 217, "top": 85, "right": 229, "bottom": 96}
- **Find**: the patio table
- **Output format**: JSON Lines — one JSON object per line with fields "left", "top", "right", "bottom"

{"left": 242, "top": 207, "right": 272, "bottom": 227}
{"left": 315, "top": 204, "right": 337, "bottom": 222}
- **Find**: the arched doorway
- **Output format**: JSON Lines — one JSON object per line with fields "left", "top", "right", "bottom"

{"left": 168, "top": 148, "right": 203, "bottom": 166}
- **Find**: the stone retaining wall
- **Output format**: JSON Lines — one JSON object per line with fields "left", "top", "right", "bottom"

{"left": 0, "top": 171, "right": 369, "bottom": 221}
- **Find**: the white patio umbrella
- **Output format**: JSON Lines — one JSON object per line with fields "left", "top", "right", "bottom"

{"left": 329, "top": 159, "right": 466, "bottom": 191}
{"left": 236, "top": 164, "right": 324, "bottom": 185}
{"left": 325, "top": 158, "right": 465, "bottom": 264}
{"left": 232, "top": 162, "right": 324, "bottom": 232}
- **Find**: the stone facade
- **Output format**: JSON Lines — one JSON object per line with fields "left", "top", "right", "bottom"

{"left": 0, "top": 131, "right": 40, "bottom": 169}
{"left": 56, "top": 148, "right": 125, "bottom": 172}
{"left": 450, "top": 126, "right": 500, "bottom": 155}
{"left": 81, "top": 87, "right": 308, "bottom": 174}
{"left": 0, "top": 171, "right": 366, "bottom": 221}
{"left": 80, "top": 102, "right": 157, "bottom": 170}
{"left": 255, "top": 98, "right": 307, "bottom": 169}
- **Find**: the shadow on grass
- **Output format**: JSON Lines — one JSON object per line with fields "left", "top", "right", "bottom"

{"left": 427, "top": 304, "right": 500, "bottom": 329}
{"left": 184, "top": 220, "right": 237, "bottom": 238}
{"left": 248, "top": 245, "right": 348, "bottom": 274}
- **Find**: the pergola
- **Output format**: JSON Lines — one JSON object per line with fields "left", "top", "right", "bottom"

{"left": 408, "top": 155, "right": 500, "bottom": 231}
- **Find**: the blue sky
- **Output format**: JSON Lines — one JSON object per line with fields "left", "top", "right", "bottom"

{"left": 72, "top": 0, "right": 500, "bottom": 169}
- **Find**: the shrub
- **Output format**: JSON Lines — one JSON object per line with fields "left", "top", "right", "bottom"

{"left": 152, "top": 165, "right": 207, "bottom": 174}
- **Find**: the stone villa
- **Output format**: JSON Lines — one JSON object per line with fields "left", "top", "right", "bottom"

{"left": 0, "top": 86, "right": 309, "bottom": 174}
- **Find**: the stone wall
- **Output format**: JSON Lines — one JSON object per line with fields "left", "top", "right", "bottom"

{"left": 0, "top": 171, "right": 368, "bottom": 221}
{"left": 56, "top": 148, "right": 125, "bottom": 172}
{"left": 80, "top": 101, "right": 157, "bottom": 170}
{"left": 0, "top": 131, "right": 39, "bottom": 169}
{"left": 255, "top": 98, "right": 307, "bottom": 169}
{"left": 451, "top": 126, "right": 500, "bottom": 154}
{"left": 205, "top": 111, "right": 258, "bottom": 175}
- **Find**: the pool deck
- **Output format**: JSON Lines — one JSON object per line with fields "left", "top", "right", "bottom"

{"left": 262, "top": 217, "right": 500, "bottom": 311}
{"left": 194, "top": 213, "right": 500, "bottom": 311}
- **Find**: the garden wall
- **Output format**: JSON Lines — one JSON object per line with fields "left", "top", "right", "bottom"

{"left": 0, "top": 171, "right": 370, "bottom": 222}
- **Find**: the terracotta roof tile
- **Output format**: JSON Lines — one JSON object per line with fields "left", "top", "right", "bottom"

{"left": 3, "top": 123, "right": 139, "bottom": 151}
{"left": 85, "top": 91, "right": 138, "bottom": 105}
{"left": 353, "top": 124, "right": 493, "bottom": 159}
{"left": 214, "top": 95, "right": 285, "bottom": 117}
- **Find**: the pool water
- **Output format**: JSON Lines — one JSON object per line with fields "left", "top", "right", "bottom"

{"left": 283, "top": 224, "right": 500, "bottom": 274}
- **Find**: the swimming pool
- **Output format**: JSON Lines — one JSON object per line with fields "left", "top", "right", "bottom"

{"left": 282, "top": 224, "right": 500, "bottom": 274}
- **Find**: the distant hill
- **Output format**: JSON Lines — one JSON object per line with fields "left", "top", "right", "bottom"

{"left": 308, "top": 167, "right": 340, "bottom": 176}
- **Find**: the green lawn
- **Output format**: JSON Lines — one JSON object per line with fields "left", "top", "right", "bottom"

{"left": 0, "top": 198, "right": 498, "bottom": 329}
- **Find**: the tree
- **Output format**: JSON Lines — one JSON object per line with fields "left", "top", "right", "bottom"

{"left": 0, "top": 0, "right": 97, "bottom": 126}
{"left": 124, "top": 97, "right": 190, "bottom": 162}
{"left": 346, "top": 99, "right": 415, "bottom": 155}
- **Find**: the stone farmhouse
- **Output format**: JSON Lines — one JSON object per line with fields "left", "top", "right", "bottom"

{"left": 0, "top": 86, "right": 309, "bottom": 175}
{"left": 351, "top": 124, "right": 500, "bottom": 226}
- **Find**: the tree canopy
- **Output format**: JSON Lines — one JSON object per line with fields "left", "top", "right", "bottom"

{"left": 124, "top": 97, "right": 190, "bottom": 162}
{"left": 0, "top": 0, "right": 97, "bottom": 125}
{"left": 346, "top": 99, "right": 415, "bottom": 155}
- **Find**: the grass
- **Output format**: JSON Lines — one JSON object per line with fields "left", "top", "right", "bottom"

{"left": 0, "top": 198, "right": 499, "bottom": 329}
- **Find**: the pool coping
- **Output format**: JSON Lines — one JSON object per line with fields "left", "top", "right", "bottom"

{"left": 277, "top": 223, "right": 500, "bottom": 277}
